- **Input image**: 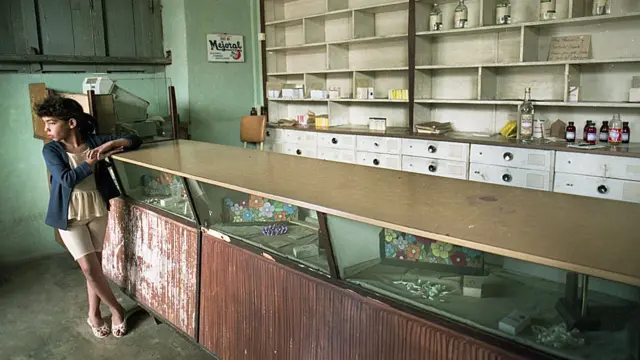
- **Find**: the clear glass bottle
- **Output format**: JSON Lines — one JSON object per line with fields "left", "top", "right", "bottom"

{"left": 540, "top": 0, "right": 557, "bottom": 21}
{"left": 430, "top": 4, "right": 443, "bottom": 31}
{"left": 608, "top": 114, "right": 623, "bottom": 145}
{"left": 592, "top": 0, "right": 611, "bottom": 15}
{"left": 454, "top": 0, "right": 468, "bottom": 29}
{"left": 496, "top": 0, "right": 512, "bottom": 25}
{"left": 519, "top": 88, "right": 534, "bottom": 141}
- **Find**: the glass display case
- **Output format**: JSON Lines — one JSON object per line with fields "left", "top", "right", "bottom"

{"left": 190, "top": 181, "right": 331, "bottom": 275}
{"left": 326, "top": 215, "right": 640, "bottom": 360}
{"left": 108, "top": 158, "right": 639, "bottom": 360}
{"left": 112, "top": 161, "right": 196, "bottom": 222}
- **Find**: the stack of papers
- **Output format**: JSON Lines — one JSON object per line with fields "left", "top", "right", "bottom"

{"left": 415, "top": 122, "right": 454, "bottom": 135}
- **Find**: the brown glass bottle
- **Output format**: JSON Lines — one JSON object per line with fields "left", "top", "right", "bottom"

{"left": 622, "top": 121, "right": 631, "bottom": 144}
{"left": 599, "top": 121, "right": 609, "bottom": 142}
{"left": 583, "top": 120, "right": 592, "bottom": 141}
{"left": 587, "top": 123, "right": 598, "bottom": 144}
{"left": 565, "top": 121, "right": 576, "bottom": 142}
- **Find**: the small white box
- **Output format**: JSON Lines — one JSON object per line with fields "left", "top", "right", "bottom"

{"left": 329, "top": 87, "right": 340, "bottom": 99}
{"left": 368, "top": 87, "right": 375, "bottom": 100}
{"left": 498, "top": 310, "right": 530, "bottom": 336}
{"left": 463, "top": 276, "right": 485, "bottom": 298}
{"left": 292, "top": 244, "right": 319, "bottom": 259}
{"left": 310, "top": 90, "right": 327, "bottom": 99}
{"left": 368, "top": 117, "right": 387, "bottom": 131}
{"left": 568, "top": 86, "right": 580, "bottom": 102}
{"left": 630, "top": 88, "right": 640, "bottom": 102}
{"left": 632, "top": 76, "right": 640, "bottom": 88}
{"left": 357, "top": 87, "right": 368, "bottom": 100}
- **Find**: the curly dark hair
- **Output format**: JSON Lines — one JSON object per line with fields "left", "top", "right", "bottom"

{"left": 35, "top": 96, "right": 96, "bottom": 137}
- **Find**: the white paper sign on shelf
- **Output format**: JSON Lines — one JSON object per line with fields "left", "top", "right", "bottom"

{"left": 548, "top": 35, "right": 591, "bottom": 61}
{"left": 207, "top": 34, "right": 245, "bottom": 62}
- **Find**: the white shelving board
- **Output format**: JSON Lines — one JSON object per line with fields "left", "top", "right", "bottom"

{"left": 264, "top": 0, "right": 640, "bottom": 134}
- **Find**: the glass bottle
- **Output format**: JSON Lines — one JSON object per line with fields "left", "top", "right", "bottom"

{"left": 496, "top": 0, "right": 512, "bottom": 25}
{"left": 430, "top": 4, "right": 443, "bottom": 31}
{"left": 587, "top": 123, "right": 598, "bottom": 145}
{"left": 519, "top": 88, "right": 534, "bottom": 141}
{"left": 622, "top": 122, "right": 631, "bottom": 144}
{"left": 583, "top": 120, "right": 592, "bottom": 141}
{"left": 599, "top": 121, "right": 609, "bottom": 142}
{"left": 540, "top": 0, "right": 557, "bottom": 21}
{"left": 250, "top": 107, "right": 258, "bottom": 116}
{"left": 608, "top": 114, "right": 623, "bottom": 145}
{"left": 454, "top": 0, "right": 468, "bottom": 29}
{"left": 592, "top": 0, "right": 611, "bottom": 15}
{"left": 565, "top": 121, "right": 576, "bottom": 142}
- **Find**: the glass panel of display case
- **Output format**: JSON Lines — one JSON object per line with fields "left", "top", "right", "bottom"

{"left": 112, "top": 160, "right": 195, "bottom": 222}
{"left": 190, "top": 180, "right": 330, "bottom": 275}
{"left": 326, "top": 215, "right": 640, "bottom": 360}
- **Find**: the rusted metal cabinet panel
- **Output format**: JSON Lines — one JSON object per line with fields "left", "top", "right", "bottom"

{"left": 104, "top": 198, "right": 198, "bottom": 338}
{"left": 199, "top": 233, "right": 525, "bottom": 360}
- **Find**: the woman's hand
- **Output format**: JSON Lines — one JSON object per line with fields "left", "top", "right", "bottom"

{"left": 88, "top": 139, "right": 129, "bottom": 161}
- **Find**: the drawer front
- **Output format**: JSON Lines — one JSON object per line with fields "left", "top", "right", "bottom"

{"left": 555, "top": 152, "right": 640, "bottom": 181}
{"left": 469, "top": 164, "right": 552, "bottom": 191}
{"left": 356, "top": 151, "right": 401, "bottom": 170}
{"left": 402, "top": 156, "right": 468, "bottom": 180}
{"left": 284, "top": 130, "right": 318, "bottom": 147}
{"left": 470, "top": 144, "right": 553, "bottom": 171}
{"left": 402, "top": 139, "right": 469, "bottom": 162}
{"left": 318, "top": 147, "right": 356, "bottom": 164}
{"left": 553, "top": 173, "right": 640, "bottom": 203}
{"left": 284, "top": 144, "right": 317, "bottom": 159}
{"left": 356, "top": 136, "right": 401, "bottom": 154}
{"left": 264, "top": 143, "right": 285, "bottom": 154}
{"left": 265, "top": 128, "right": 286, "bottom": 143}
{"left": 317, "top": 133, "right": 356, "bottom": 150}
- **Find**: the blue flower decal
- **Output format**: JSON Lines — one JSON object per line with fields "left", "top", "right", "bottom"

{"left": 283, "top": 204, "right": 296, "bottom": 215}
{"left": 385, "top": 243, "right": 396, "bottom": 257}
{"left": 224, "top": 198, "right": 234, "bottom": 207}
{"left": 405, "top": 234, "right": 417, "bottom": 244}
{"left": 242, "top": 209, "right": 254, "bottom": 221}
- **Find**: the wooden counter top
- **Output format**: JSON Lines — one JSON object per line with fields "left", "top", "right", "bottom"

{"left": 113, "top": 140, "right": 640, "bottom": 287}
{"left": 268, "top": 124, "right": 640, "bottom": 159}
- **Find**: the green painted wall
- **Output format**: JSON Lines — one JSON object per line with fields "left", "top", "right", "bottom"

{"left": 178, "top": 0, "right": 262, "bottom": 145}
{"left": 0, "top": 73, "right": 169, "bottom": 265}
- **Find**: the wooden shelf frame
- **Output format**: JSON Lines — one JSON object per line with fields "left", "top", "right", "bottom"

{"left": 262, "top": 0, "right": 640, "bottom": 132}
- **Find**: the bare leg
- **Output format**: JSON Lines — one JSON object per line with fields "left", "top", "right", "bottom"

{"left": 87, "top": 252, "right": 103, "bottom": 326}
{"left": 77, "top": 252, "right": 124, "bottom": 327}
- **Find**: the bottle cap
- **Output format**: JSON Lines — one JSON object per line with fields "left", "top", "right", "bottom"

{"left": 568, "top": 121, "right": 574, "bottom": 125}
{"left": 623, "top": 122, "right": 629, "bottom": 125}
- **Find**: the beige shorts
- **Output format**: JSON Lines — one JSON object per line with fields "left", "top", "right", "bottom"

{"left": 58, "top": 216, "right": 108, "bottom": 260}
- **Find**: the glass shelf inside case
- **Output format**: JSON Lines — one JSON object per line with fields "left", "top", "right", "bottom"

{"left": 112, "top": 160, "right": 195, "bottom": 222}
{"left": 327, "top": 216, "right": 640, "bottom": 360}
{"left": 191, "top": 181, "right": 330, "bottom": 275}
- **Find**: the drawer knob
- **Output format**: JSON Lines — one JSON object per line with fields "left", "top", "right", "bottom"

{"left": 427, "top": 145, "right": 437, "bottom": 153}
{"left": 428, "top": 164, "right": 437, "bottom": 173}
{"left": 296, "top": 149, "right": 302, "bottom": 155}
{"left": 373, "top": 159, "right": 380, "bottom": 166}
{"left": 266, "top": 131, "right": 271, "bottom": 136}
{"left": 331, "top": 137, "right": 338, "bottom": 144}
{"left": 597, "top": 185, "right": 608, "bottom": 194}
{"left": 374, "top": 142, "right": 380, "bottom": 147}
{"left": 503, "top": 152, "right": 514, "bottom": 161}
{"left": 502, "top": 174, "right": 512, "bottom": 183}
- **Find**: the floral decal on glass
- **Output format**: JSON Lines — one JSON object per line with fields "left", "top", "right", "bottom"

{"left": 382, "top": 228, "right": 482, "bottom": 269}
{"left": 223, "top": 196, "right": 298, "bottom": 222}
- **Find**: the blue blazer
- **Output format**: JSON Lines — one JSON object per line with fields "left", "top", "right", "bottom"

{"left": 42, "top": 134, "right": 142, "bottom": 230}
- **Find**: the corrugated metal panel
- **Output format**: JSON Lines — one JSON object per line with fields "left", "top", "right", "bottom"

{"left": 199, "top": 233, "right": 525, "bottom": 360}
{"left": 104, "top": 198, "right": 198, "bottom": 338}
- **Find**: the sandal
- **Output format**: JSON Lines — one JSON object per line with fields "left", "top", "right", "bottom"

{"left": 111, "top": 314, "right": 128, "bottom": 338}
{"left": 87, "top": 318, "right": 110, "bottom": 338}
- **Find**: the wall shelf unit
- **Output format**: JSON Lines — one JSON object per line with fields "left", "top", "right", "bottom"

{"left": 263, "top": 0, "right": 640, "bottom": 134}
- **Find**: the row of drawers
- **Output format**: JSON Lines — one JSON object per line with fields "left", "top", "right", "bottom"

{"left": 265, "top": 129, "right": 640, "bottom": 203}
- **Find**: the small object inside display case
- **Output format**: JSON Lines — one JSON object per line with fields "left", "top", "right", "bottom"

{"left": 463, "top": 275, "right": 486, "bottom": 298}
{"left": 262, "top": 223, "right": 288, "bottom": 236}
{"left": 499, "top": 310, "right": 531, "bottom": 336}
{"left": 380, "top": 228, "right": 484, "bottom": 275}
{"left": 293, "top": 244, "right": 319, "bottom": 259}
